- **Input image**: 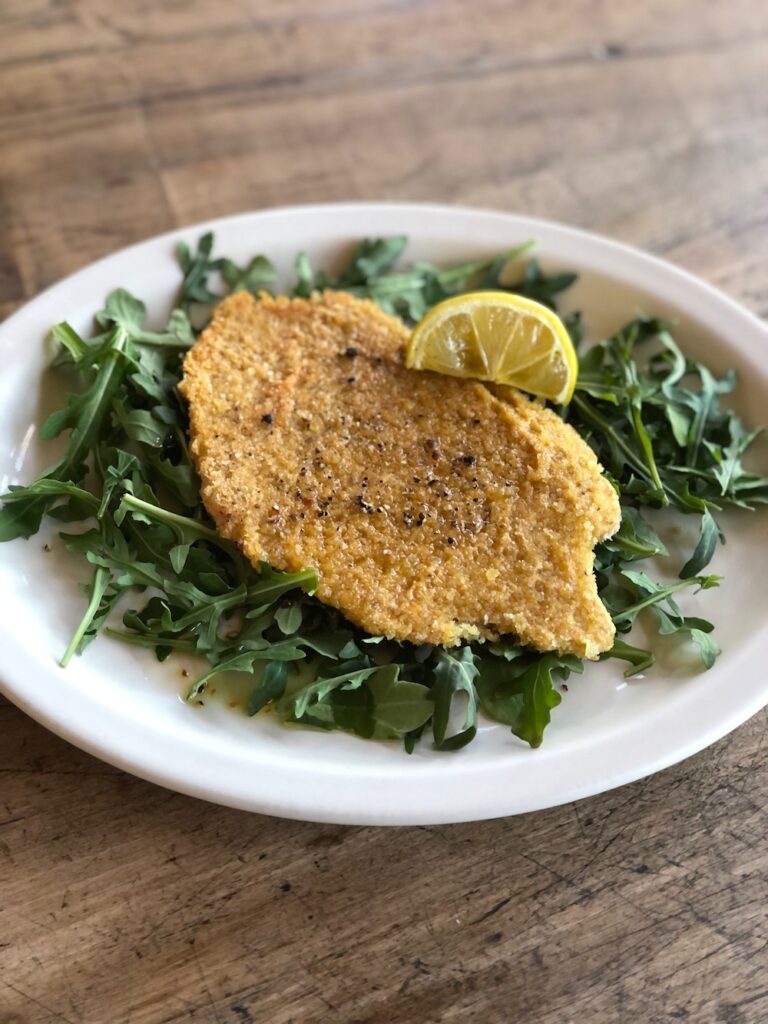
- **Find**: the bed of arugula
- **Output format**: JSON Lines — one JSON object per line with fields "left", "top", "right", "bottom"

{"left": 1, "top": 234, "right": 766, "bottom": 752}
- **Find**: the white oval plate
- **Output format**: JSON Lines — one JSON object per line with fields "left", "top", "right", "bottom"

{"left": 1, "top": 203, "right": 767, "bottom": 825}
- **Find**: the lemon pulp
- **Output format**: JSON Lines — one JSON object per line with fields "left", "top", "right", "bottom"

{"left": 405, "top": 291, "right": 578, "bottom": 404}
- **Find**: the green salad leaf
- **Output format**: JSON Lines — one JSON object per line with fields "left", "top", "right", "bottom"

{"left": 1, "top": 233, "right": 766, "bottom": 751}
{"left": 475, "top": 653, "right": 573, "bottom": 749}
{"left": 431, "top": 647, "right": 480, "bottom": 751}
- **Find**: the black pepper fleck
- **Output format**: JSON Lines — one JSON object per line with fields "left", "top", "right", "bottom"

{"left": 462, "top": 454, "right": 477, "bottom": 466}
{"left": 261, "top": 413, "right": 273, "bottom": 424}
{"left": 347, "top": 377, "right": 356, "bottom": 384}
{"left": 342, "top": 346, "right": 358, "bottom": 358}
{"left": 447, "top": 536, "right": 457, "bottom": 546}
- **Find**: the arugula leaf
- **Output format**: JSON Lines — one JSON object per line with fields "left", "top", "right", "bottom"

{"left": 653, "top": 608, "right": 720, "bottom": 668}
{"left": 280, "top": 664, "right": 433, "bottom": 741}
{"left": 219, "top": 255, "right": 276, "bottom": 295}
{"left": 336, "top": 237, "right": 408, "bottom": 285}
{"left": 367, "top": 667, "right": 434, "bottom": 736}
{"left": 503, "top": 259, "right": 577, "bottom": 309}
{"left": 293, "top": 252, "right": 320, "bottom": 297}
{"left": 187, "top": 642, "right": 305, "bottom": 700}
{"left": 96, "top": 289, "right": 146, "bottom": 335}
{"left": 705, "top": 418, "right": 768, "bottom": 505}
{"left": 176, "top": 233, "right": 220, "bottom": 310}
{"left": 606, "top": 640, "right": 655, "bottom": 677}
{"left": 0, "top": 478, "right": 100, "bottom": 516}
{"left": 688, "top": 628, "right": 720, "bottom": 668}
{"left": 275, "top": 603, "right": 303, "bottom": 635}
{"left": 476, "top": 654, "right": 563, "bottom": 748}
{"left": 50, "top": 322, "right": 90, "bottom": 365}
{"left": 680, "top": 507, "right": 720, "bottom": 577}
{"left": 599, "top": 507, "right": 668, "bottom": 568}
{"left": 431, "top": 647, "right": 479, "bottom": 751}
{"left": 248, "top": 661, "right": 290, "bottom": 716}
{"left": 0, "top": 326, "right": 132, "bottom": 540}
{"left": 283, "top": 664, "right": 379, "bottom": 720}
{"left": 612, "top": 570, "right": 720, "bottom": 628}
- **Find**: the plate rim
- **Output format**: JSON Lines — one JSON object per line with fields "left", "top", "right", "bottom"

{"left": 1, "top": 200, "right": 766, "bottom": 825}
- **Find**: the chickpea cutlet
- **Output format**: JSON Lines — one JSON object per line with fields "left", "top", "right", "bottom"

{"left": 181, "top": 290, "right": 620, "bottom": 658}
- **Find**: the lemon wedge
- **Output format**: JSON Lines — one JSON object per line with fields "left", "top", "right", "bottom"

{"left": 405, "top": 291, "right": 578, "bottom": 404}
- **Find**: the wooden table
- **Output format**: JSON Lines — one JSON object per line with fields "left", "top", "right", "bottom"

{"left": 2, "top": 3, "right": 767, "bottom": 1021}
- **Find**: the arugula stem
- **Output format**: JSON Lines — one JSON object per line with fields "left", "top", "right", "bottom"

{"left": 572, "top": 394, "right": 655, "bottom": 482}
{"left": 246, "top": 569, "right": 317, "bottom": 603}
{"left": 122, "top": 497, "right": 315, "bottom": 600}
{"left": 291, "top": 666, "right": 380, "bottom": 718}
{"left": 572, "top": 394, "right": 696, "bottom": 510}
{"left": 576, "top": 377, "right": 631, "bottom": 398}
{"left": 134, "top": 333, "right": 192, "bottom": 349}
{"left": 170, "top": 586, "right": 248, "bottom": 632}
{"left": 435, "top": 241, "right": 535, "bottom": 286}
{"left": 688, "top": 383, "right": 714, "bottom": 468}
{"left": 60, "top": 567, "right": 110, "bottom": 667}
{"left": 105, "top": 628, "right": 200, "bottom": 653}
{"left": 57, "top": 326, "right": 131, "bottom": 481}
{"left": 612, "top": 577, "right": 718, "bottom": 625}
{"left": 120, "top": 494, "right": 222, "bottom": 542}
{"left": 630, "top": 405, "right": 669, "bottom": 505}
{"left": 611, "top": 536, "right": 662, "bottom": 557}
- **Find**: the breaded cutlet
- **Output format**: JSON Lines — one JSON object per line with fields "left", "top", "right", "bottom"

{"left": 180, "top": 290, "right": 620, "bottom": 658}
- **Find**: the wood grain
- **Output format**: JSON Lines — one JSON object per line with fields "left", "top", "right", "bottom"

{"left": 1, "top": 1, "right": 767, "bottom": 1021}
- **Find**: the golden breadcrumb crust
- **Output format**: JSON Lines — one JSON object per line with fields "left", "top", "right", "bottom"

{"left": 180, "top": 290, "right": 620, "bottom": 657}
